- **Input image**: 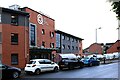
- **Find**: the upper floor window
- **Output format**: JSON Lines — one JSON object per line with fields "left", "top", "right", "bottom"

{"left": 42, "top": 29, "right": 45, "bottom": 35}
{"left": 50, "top": 32, "right": 54, "bottom": 38}
{"left": 42, "top": 41, "right": 45, "bottom": 47}
{"left": 76, "top": 39, "right": 78, "bottom": 43}
{"left": 62, "top": 45, "right": 65, "bottom": 49}
{"left": 50, "top": 43, "right": 54, "bottom": 48}
{"left": 67, "top": 45, "right": 70, "bottom": 49}
{"left": 11, "top": 14, "right": 18, "bottom": 25}
{"left": 30, "top": 24, "right": 36, "bottom": 46}
{"left": 0, "top": 32, "right": 1, "bottom": 43}
{"left": 72, "top": 38, "right": 74, "bottom": 42}
{"left": 72, "top": 46, "right": 74, "bottom": 50}
{"left": 67, "top": 36, "right": 70, "bottom": 41}
{"left": 76, "top": 47, "right": 78, "bottom": 50}
{"left": 11, "top": 33, "right": 18, "bottom": 45}
{"left": 62, "top": 35, "right": 65, "bottom": 40}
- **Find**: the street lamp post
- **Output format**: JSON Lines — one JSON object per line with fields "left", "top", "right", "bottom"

{"left": 95, "top": 27, "right": 101, "bottom": 43}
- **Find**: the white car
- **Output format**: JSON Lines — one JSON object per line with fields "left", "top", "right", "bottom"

{"left": 25, "top": 59, "right": 59, "bottom": 75}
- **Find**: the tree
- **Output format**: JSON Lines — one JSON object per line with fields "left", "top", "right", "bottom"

{"left": 108, "top": 0, "right": 120, "bottom": 20}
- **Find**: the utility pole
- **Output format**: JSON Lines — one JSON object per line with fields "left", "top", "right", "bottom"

{"left": 95, "top": 27, "right": 101, "bottom": 43}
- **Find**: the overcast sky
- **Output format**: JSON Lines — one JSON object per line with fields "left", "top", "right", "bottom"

{"left": 0, "top": 0, "right": 118, "bottom": 49}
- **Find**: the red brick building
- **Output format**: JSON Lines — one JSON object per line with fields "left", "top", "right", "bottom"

{"left": 0, "top": 5, "right": 84, "bottom": 68}
{"left": 21, "top": 7, "right": 56, "bottom": 61}
{"left": 0, "top": 6, "right": 29, "bottom": 68}
{"left": 84, "top": 43, "right": 104, "bottom": 55}
{"left": 107, "top": 40, "right": 120, "bottom": 53}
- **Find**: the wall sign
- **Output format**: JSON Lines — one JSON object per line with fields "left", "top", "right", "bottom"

{"left": 37, "top": 14, "right": 43, "bottom": 24}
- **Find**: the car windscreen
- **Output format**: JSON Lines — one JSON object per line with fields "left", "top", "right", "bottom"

{"left": 28, "top": 61, "right": 36, "bottom": 64}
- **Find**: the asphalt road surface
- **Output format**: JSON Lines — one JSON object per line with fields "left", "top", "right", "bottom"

{"left": 21, "top": 62, "right": 119, "bottom": 79}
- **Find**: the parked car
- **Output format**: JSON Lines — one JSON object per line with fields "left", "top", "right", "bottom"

{"left": 25, "top": 59, "right": 59, "bottom": 75}
{"left": 81, "top": 56, "right": 100, "bottom": 67}
{"left": 103, "top": 54, "right": 114, "bottom": 60}
{"left": 58, "top": 58, "right": 84, "bottom": 70}
{"left": 113, "top": 52, "right": 120, "bottom": 59}
{"left": 0, "top": 63, "right": 21, "bottom": 79}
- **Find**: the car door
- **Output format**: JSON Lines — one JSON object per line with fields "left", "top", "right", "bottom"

{"left": 38, "top": 60, "right": 48, "bottom": 72}
{"left": 44, "top": 60, "right": 54, "bottom": 71}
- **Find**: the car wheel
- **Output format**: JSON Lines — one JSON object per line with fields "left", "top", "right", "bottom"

{"left": 89, "top": 63, "right": 92, "bottom": 67}
{"left": 35, "top": 69, "right": 40, "bottom": 75}
{"left": 54, "top": 67, "right": 59, "bottom": 72}
{"left": 12, "top": 71, "right": 19, "bottom": 79}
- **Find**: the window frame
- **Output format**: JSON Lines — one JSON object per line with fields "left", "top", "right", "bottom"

{"left": 11, "top": 54, "right": 18, "bottom": 65}
{"left": 42, "top": 29, "right": 45, "bottom": 35}
{"left": 11, "top": 33, "right": 18, "bottom": 45}
{"left": 11, "top": 14, "right": 18, "bottom": 26}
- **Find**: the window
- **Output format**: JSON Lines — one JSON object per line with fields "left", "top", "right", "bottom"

{"left": 42, "top": 41, "right": 45, "bottom": 47}
{"left": 30, "top": 23, "right": 36, "bottom": 46}
{"left": 11, "top": 14, "right": 18, "bottom": 25}
{"left": 67, "top": 45, "right": 70, "bottom": 49}
{"left": 11, "top": 54, "right": 18, "bottom": 65}
{"left": 67, "top": 37, "right": 70, "bottom": 41}
{"left": 72, "top": 38, "right": 74, "bottom": 42}
{"left": 62, "top": 45, "right": 65, "bottom": 49}
{"left": 44, "top": 59, "right": 51, "bottom": 64}
{"left": 56, "top": 33, "right": 60, "bottom": 48}
{"left": 0, "top": 32, "right": 1, "bottom": 43}
{"left": 62, "top": 35, "right": 65, "bottom": 40}
{"left": 42, "top": 29, "right": 45, "bottom": 35}
{"left": 11, "top": 33, "right": 18, "bottom": 45}
{"left": 76, "top": 39, "right": 78, "bottom": 43}
{"left": 39, "top": 60, "right": 45, "bottom": 64}
{"left": 76, "top": 47, "right": 78, "bottom": 50}
{"left": 50, "top": 43, "right": 54, "bottom": 48}
{"left": 50, "top": 32, "right": 54, "bottom": 38}
{"left": 72, "top": 46, "right": 74, "bottom": 50}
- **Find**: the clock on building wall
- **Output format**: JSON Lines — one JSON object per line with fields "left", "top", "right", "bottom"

{"left": 37, "top": 14, "right": 43, "bottom": 25}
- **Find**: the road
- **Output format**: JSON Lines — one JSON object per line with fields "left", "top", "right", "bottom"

{"left": 21, "top": 62, "right": 119, "bottom": 79}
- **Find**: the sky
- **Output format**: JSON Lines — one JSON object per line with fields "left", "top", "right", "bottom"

{"left": 0, "top": 0, "right": 119, "bottom": 49}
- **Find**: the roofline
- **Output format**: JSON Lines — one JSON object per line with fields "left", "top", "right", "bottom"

{"left": 21, "top": 7, "right": 55, "bottom": 21}
{"left": 1, "top": 7, "right": 29, "bottom": 16}
{"left": 55, "top": 30, "right": 84, "bottom": 40}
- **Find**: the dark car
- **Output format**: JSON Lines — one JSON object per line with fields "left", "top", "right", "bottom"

{"left": 81, "top": 56, "right": 100, "bottom": 67}
{"left": 58, "top": 58, "right": 84, "bottom": 70}
{"left": 0, "top": 63, "right": 21, "bottom": 79}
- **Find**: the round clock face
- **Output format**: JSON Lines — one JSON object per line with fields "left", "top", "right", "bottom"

{"left": 37, "top": 14, "right": 43, "bottom": 24}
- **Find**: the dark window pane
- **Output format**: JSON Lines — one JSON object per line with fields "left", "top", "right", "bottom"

{"left": 30, "top": 24, "right": 36, "bottom": 46}
{"left": 11, "top": 15, "right": 18, "bottom": 25}
{"left": 11, "top": 54, "right": 18, "bottom": 65}
{"left": 42, "top": 29, "right": 45, "bottom": 35}
{"left": 11, "top": 33, "right": 18, "bottom": 45}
